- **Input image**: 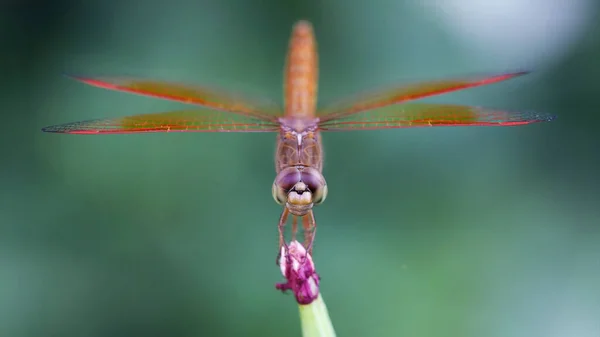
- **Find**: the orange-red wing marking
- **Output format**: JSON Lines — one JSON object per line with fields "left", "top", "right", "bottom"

{"left": 42, "top": 110, "right": 280, "bottom": 134}
{"left": 318, "top": 103, "right": 555, "bottom": 131}
{"left": 318, "top": 72, "right": 528, "bottom": 122}
{"left": 66, "top": 75, "right": 282, "bottom": 121}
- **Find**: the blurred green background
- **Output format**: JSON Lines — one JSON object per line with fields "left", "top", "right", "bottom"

{"left": 2, "top": 1, "right": 600, "bottom": 336}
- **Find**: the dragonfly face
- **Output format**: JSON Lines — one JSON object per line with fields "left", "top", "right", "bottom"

{"left": 41, "top": 20, "right": 555, "bottom": 258}
{"left": 272, "top": 165, "right": 328, "bottom": 216}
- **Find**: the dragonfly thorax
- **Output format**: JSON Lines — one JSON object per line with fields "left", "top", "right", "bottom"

{"left": 275, "top": 125, "right": 323, "bottom": 173}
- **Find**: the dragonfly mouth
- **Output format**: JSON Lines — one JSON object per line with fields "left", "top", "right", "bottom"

{"left": 288, "top": 190, "right": 312, "bottom": 205}
{"left": 291, "top": 181, "right": 308, "bottom": 193}
{"left": 291, "top": 188, "right": 307, "bottom": 195}
{"left": 287, "top": 182, "right": 313, "bottom": 216}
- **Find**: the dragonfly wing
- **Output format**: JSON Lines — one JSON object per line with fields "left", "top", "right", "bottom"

{"left": 318, "top": 71, "right": 528, "bottom": 122}
{"left": 318, "top": 103, "right": 555, "bottom": 131}
{"left": 42, "top": 110, "right": 280, "bottom": 134}
{"left": 66, "top": 75, "right": 282, "bottom": 121}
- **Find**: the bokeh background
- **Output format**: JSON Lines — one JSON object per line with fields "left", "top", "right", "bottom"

{"left": 2, "top": 1, "right": 600, "bottom": 336}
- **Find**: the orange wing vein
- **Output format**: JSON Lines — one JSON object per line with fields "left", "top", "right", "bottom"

{"left": 318, "top": 103, "right": 555, "bottom": 131}
{"left": 41, "top": 110, "right": 280, "bottom": 134}
{"left": 65, "top": 75, "right": 282, "bottom": 121}
{"left": 318, "top": 71, "right": 529, "bottom": 122}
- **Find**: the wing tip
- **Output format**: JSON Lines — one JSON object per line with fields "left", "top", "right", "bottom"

{"left": 42, "top": 125, "right": 103, "bottom": 134}
{"left": 536, "top": 112, "right": 557, "bottom": 123}
{"left": 42, "top": 119, "right": 96, "bottom": 134}
{"left": 62, "top": 73, "right": 87, "bottom": 82}
{"left": 510, "top": 69, "right": 532, "bottom": 77}
{"left": 63, "top": 73, "right": 114, "bottom": 89}
{"left": 41, "top": 125, "right": 72, "bottom": 134}
{"left": 41, "top": 126, "right": 56, "bottom": 133}
{"left": 486, "top": 69, "right": 531, "bottom": 83}
{"left": 501, "top": 110, "right": 557, "bottom": 125}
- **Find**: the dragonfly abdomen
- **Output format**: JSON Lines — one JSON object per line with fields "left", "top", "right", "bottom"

{"left": 284, "top": 20, "right": 318, "bottom": 119}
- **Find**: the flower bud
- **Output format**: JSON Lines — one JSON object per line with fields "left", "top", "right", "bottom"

{"left": 275, "top": 240, "right": 320, "bottom": 305}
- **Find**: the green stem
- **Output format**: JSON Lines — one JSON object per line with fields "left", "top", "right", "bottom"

{"left": 298, "top": 294, "right": 336, "bottom": 337}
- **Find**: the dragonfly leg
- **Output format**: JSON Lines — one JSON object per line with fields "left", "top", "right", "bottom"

{"left": 276, "top": 208, "right": 290, "bottom": 265}
{"left": 303, "top": 210, "right": 317, "bottom": 256}
{"left": 291, "top": 215, "right": 298, "bottom": 241}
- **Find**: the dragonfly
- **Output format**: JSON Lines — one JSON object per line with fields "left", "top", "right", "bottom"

{"left": 42, "top": 20, "right": 555, "bottom": 257}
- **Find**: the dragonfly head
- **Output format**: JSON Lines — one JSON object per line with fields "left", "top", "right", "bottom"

{"left": 272, "top": 166, "right": 328, "bottom": 216}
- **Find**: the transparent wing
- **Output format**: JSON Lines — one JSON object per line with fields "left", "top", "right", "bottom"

{"left": 318, "top": 103, "right": 555, "bottom": 131}
{"left": 42, "top": 110, "right": 280, "bottom": 134}
{"left": 66, "top": 75, "right": 282, "bottom": 121}
{"left": 318, "top": 71, "right": 528, "bottom": 122}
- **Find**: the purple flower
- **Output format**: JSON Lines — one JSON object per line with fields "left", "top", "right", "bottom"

{"left": 276, "top": 240, "right": 320, "bottom": 305}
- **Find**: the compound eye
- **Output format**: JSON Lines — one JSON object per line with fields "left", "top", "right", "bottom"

{"left": 301, "top": 167, "right": 327, "bottom": 205}
{"left": 312, "top": 183, "right": 327, "bottom": 205}
{"left": 301, "top": 167, "right": 324, "bottom": 192}
{"left": 275, "top": 167, "right": 301, "bottom": 191}
{"left": 272, "top": 167, "right": 302, "bottom": 205}
{"left": 272, "top": 183, "right": 287, "bottom": 205}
